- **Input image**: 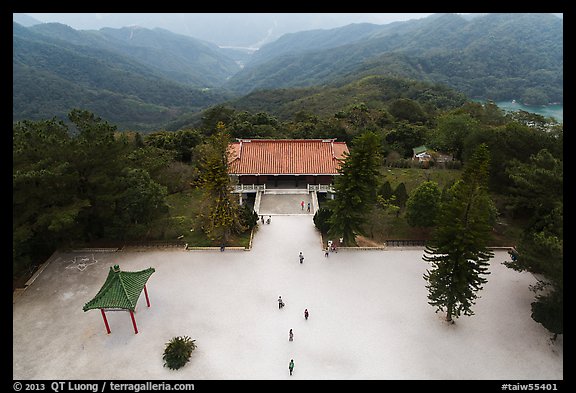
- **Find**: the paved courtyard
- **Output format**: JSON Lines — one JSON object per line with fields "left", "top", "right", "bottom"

{"left": 13, "top": 214, "right": 562, "bottom": 380}
{"left": 258, "top": 192, "right": 313, "bottom": 215}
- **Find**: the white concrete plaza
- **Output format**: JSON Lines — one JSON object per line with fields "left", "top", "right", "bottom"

{"left": 13, "top": 215, "right": 562, "bottom": 380}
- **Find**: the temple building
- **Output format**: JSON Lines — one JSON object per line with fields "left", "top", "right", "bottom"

{"left": 228, "top": 139, "right": 349, "bottom": 191}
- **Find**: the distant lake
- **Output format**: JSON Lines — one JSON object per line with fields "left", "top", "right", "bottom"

{"left": 473, "top": 100, "right": 563, "bottom": 123}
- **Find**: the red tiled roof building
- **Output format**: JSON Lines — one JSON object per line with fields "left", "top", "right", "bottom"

{"left": 228, "top": 139, "right": 349, "bottom": 188}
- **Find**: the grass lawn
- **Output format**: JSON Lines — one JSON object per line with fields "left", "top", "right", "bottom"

{"left": 149, "top": 188, "right": 252, "bottom": 248}
{"left": 318, "top": 167, "right": 523, "bottom": 247}
{"left": 363, "top": 213, "right": 433, "bottom": 242}
{"left": 380, "top": 166, "right": 462, "bottom": 194}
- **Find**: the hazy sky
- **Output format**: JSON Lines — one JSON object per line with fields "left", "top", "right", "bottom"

{"left": 23, "top": 13, "right": 438, "bottom": 47}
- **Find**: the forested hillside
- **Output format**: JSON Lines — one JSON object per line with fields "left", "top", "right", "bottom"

{"left": 226, "top": 13, "right": 562, "bottom": 105}
{"left": 13, "top": 14, "right": 562, "bottom": 130}
{"left": 25, "top": 22, "right": 240, "bottom": 87}
{"left": 227, "top": 75, "right": 467, "bottom": 121}
{"left": 13, "top": 22, "right": 235, "bottom": 130}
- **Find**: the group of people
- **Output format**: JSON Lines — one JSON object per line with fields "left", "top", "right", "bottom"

{"left": 260, "top": 215, "right": 272, "bottom": 225}
{"left": 300, "top": 200, "right": 311, "bottom": 213}
{"left": 277, "top": 295, "right": 310, "bottom": 376}
{"left": 301, "top": 245, "right": 338, "bottom": 261}
{"left": 324, "top": 239, "right": 339, "bottom": 257}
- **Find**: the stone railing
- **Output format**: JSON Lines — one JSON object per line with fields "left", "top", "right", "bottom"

{"left": 307, "top": 184, "right": 334, "bottom": 192}
{"left": 385, "top": 240, "right": 427, "bottom": 247}
{"left": 233, "top": 184, "right": 266, "bottom": 192}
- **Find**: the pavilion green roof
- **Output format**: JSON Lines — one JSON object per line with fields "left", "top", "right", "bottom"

{"left": 83, "top": 265, "right": 155, "bottom": 312}
{"left": 412, "top": 145, "right": 428, "bottom": 155}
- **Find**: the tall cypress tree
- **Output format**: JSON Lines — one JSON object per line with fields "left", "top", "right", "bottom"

{"left": 378, "top": 180, "right": 393, "bottom": 200}
{"left": 392, "top": 182, "right": 408, "bottom": 208}
{"left": 423, "top": 144, "right": 496, "bottom": 323}
{"left": 328, "top": 131, "right": 381, "bottom": 246}
{"left": 196, "top": 123, "right": 245, "bottom": 245}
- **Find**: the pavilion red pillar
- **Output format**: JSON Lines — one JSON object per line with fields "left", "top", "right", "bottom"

{"left": 129, "top": 310, "right": 139, "bottom": 334}
{"left": 144, "top": 284, "right": 151, "bottom": 307}
{"left": 100, "top": 309, "right": 111, "bottom": 334}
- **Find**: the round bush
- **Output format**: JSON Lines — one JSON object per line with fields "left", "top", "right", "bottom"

{"left": 163, "top": 336, "right": 197, "bottom": 370}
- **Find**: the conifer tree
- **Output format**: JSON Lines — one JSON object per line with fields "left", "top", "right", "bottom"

{"left": 328, "top": 131, "right": 381, "bottom": 246}
{"left": 378, "top": 180, "right": 393, "bottom": 200}
{"left": 196, "top": 123, "right": 245, "bottom": 245}
{"left": 392, "top": 182, "right": 408, "bottom": 208}
{"left": 423, "top": 144, "right": 496, "bottom": 323}
{"left": 504, "top": 149, "right": 563, "bottom": 339}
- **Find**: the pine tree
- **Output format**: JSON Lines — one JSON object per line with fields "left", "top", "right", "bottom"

{"left": 328, "top": 131, "right": 381, "bottom": 246}
{"left": 423, "top": 144, "right": 496, "bottom": 323}
{"left": 313, "top": 207, "right": 333, "bottom": 234}
{"left": 378, "top": 180, "right": 393, "bottom": 200}
{"left": 392, "top": 182, "right": 408, "bottom": 208}
{"left": 504, "top": 149, "right": 563, "bottom": 339}
{"left": 13, "top": 117, "right": 81, "bottom": 276}
{"left": 196, "top": 123, "right": 245, "bottom": 245}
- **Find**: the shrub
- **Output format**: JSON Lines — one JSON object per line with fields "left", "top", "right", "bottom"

{"left": 163, "top": 336, "right": 197, "bottom": 370}
{"left": 240, "top": 204, "right": 259, "bottom": 230}
{"left": 313, "top": 207, "right": 333, "bottom": 234}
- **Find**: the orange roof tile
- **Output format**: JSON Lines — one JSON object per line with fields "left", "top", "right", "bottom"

{"left": 228, "top": 139, "right": 349, "bottom": 175}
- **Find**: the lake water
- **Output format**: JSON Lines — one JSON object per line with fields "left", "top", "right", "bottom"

{"left": 475, "top": 100, "right": 563, "bottom": 123}
{"left": 495, "top": 101, "right": 563, "bottom": 122}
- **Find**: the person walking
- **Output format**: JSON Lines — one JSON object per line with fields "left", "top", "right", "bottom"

{"left": 299, "top": 252, "right": 304, "bottom": 264}
{"left": 278, "top": 296, "right": 284, "bottom": 309}
{"left": 307, "top": 202, "right": 311, "bottom": 212}
{"left": 289, "top": 329, "right": 294, "bottom": 341}
{"left": 328, "top": 239, "right": 336, "bottom": 253}
{"left": 324, "top": 248, "right": 329, "bottom": 258}
{"left": 289, "top": 359, "right": 295, "bottom": 376}
{"left": 304, "top": 308, "right": 309, "bottom": 320}
{"left": 300, "top": 200, "right": 304, "bottom": 210}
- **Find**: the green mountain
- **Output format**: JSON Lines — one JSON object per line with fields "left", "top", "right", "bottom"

{"left": 226, "top": 13, "right": 563, "bottom": 105}
{"left": 95, "top": 26, "right": 240, "bottom": 87}
{"left": 13, "top": 13, "right": 563, "bottom": 130}
{"left": 225, "top": 74, "right": 467, "bottom": 121}
{"left": 248, "top": 22, "right": 387, "bottom": 66}
{"left": 248, "top": 15, "right": 449, "bottom": 67}
{"left": 13, "top": 22, "right": 234, "bottom": 130}
{"left": 27, "top": 22, "right": 240, "bottom": 87}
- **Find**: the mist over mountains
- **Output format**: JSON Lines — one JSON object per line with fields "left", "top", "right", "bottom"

{"left": 16, "top": 13, "right": 438, "bottom": 48}
{"left": 13, "top": 13, "right": 563, "bottom": 130}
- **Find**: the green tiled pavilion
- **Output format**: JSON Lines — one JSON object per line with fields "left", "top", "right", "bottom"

{"left": 83, "top": 264, "right": 155, "bottom": 334}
